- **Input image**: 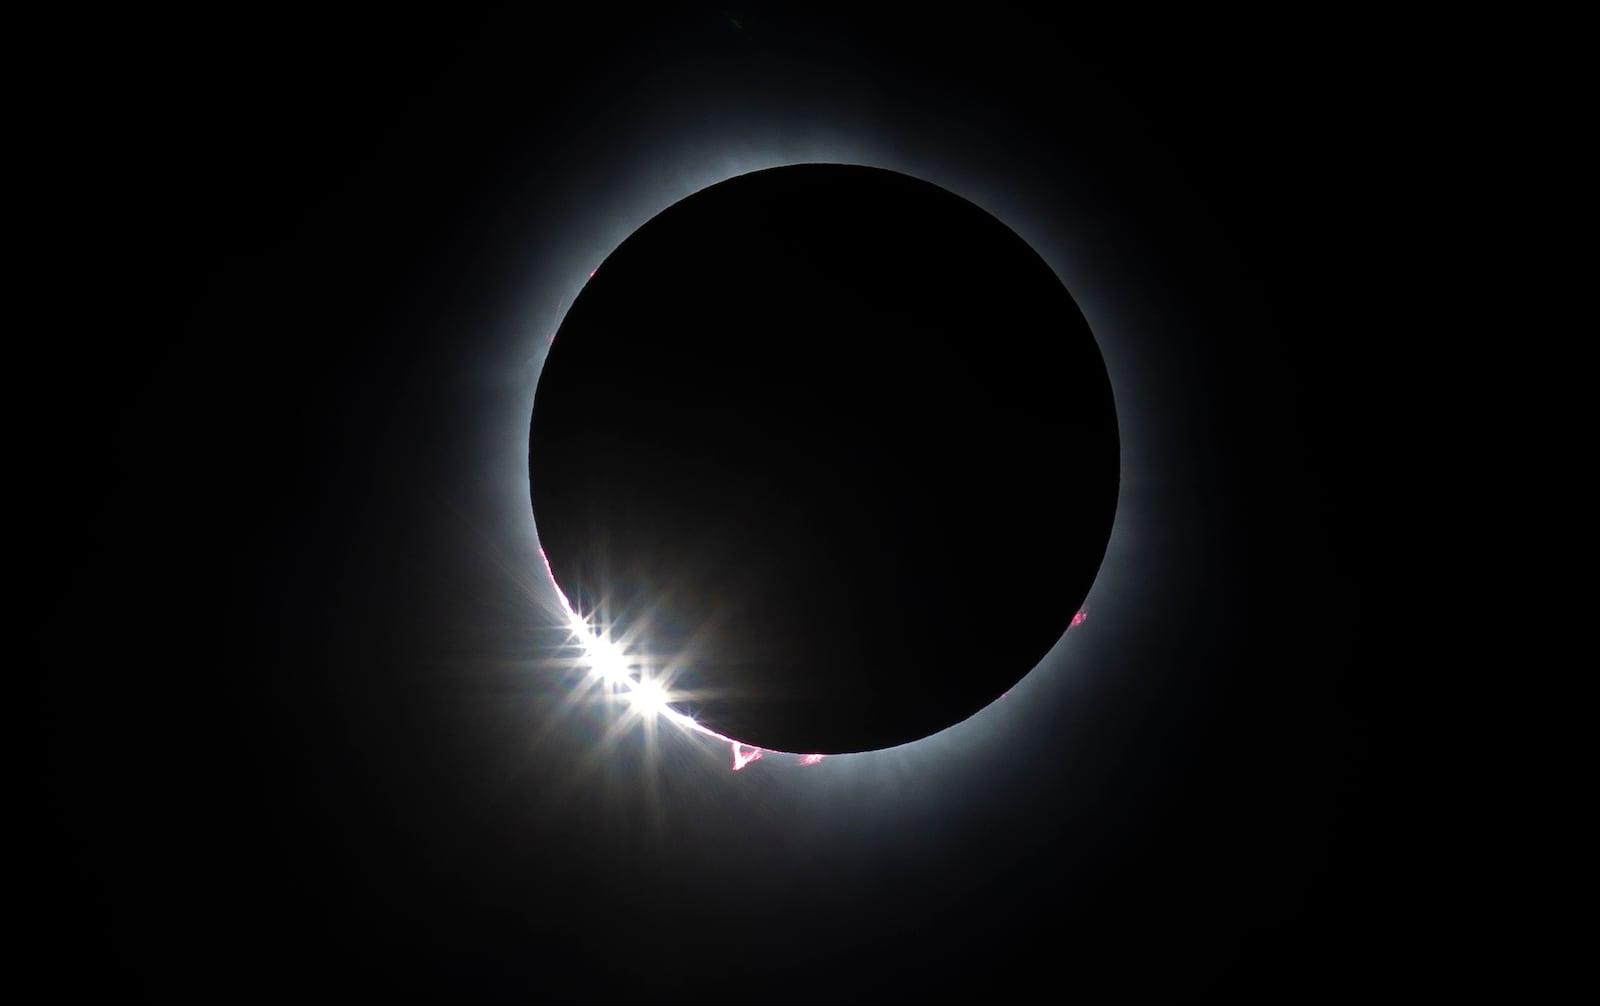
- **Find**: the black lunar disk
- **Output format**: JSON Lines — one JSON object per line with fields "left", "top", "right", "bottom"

{"left": 530, "top": 164, "right": 1118, "bottom": 754}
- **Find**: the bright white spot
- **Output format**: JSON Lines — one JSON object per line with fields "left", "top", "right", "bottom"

{"left": 544, "top": 548, "right": 1095, "bottom": 771}
{"left": 628, "top": 677, "right": 670, "bottom": 718}
{"left": 581, "top": 633, "right": 631, "bottom": 684}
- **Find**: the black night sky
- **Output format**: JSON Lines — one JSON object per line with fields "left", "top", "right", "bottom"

{"left": 38, "top": 11, "right": 1394, "bottom": 999}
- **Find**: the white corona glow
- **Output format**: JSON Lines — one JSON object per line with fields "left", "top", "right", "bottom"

{"left": 507, "top": 104, "right": 1141, "bottom": 771}
{"left": 522, "top": 135, "right": 1124, "bottom": 772}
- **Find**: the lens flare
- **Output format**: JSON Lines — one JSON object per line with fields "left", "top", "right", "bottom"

{"left": 542, "top": 548, "right": 1088, "bottom": 769}
{"left": 627, "top": 677, "right": 671, "bottom": 717}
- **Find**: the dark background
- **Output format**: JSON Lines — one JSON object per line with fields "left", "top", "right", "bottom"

{"left": 35, "top": 10, "right": 1404, "bottom": 999}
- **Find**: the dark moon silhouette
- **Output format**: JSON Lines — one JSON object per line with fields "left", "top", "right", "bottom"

{"left": 529, "top": 164, "right": 1118, "bottom": 753}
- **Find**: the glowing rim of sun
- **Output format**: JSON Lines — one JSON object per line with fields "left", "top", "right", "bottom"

{"left": 542, "top": 544, "right": 1085, "bottom": 772}
{"left": 540, "top": 546, "right": 788, "bottom": 770}
{"left": 530, "top": 159, "right": 1109, "bottom": 773}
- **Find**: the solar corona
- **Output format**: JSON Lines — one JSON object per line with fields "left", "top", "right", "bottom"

{"left": 529, "top": 164, "right": 1118, "bottom": 764}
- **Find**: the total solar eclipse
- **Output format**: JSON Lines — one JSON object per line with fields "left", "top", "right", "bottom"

{"left": 529, "top": 163, "right": 1119, "bottom": 755}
